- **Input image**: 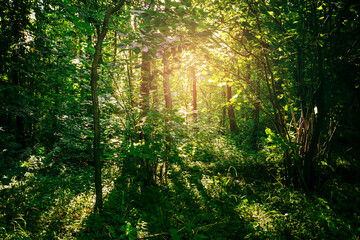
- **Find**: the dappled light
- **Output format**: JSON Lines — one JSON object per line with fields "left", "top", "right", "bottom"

{"left": 1, "top": 0, "right": 360, "bottom": 239}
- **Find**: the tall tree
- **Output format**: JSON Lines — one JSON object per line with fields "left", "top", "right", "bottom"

{"left": 140, "top": 51, "right": 151, "bottom": 117}
{"left": 226, "top": 81, "right": 238, "bottom": 133}
{"left": 160, "top": 49, "right": 173, "bottom": 184}
{"left": 4, "top": 0, "right": 30, "bottom": 149}
{"left": 191, "top": 67, "right": 198, "bottom": 123}
{"left": 163, "top": 50, "right": 173, "bottom": 110}
{"left": 89, "top": 0, "right": 126, "bottom": 213}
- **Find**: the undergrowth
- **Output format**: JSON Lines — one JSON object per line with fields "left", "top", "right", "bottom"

{"left": 1, "top": 134, "right": 359, "bottom": 239}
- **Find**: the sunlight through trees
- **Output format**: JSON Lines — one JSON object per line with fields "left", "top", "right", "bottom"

{"left": 1, "top": 0, "right": 360, "bottom": 238}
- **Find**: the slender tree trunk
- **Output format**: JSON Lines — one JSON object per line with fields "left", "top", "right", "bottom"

{"left": 249, "top": 63, "right": 260, "bottom": 149}
{"left": 152, "top": 68, "right": 159, "bottom": 106}
{"left": 227, "top": 82, "right": 238, "bottom": 133}
{"left": 161, "top": 51, "right": 173, "bottom": 184}
{"left": 253, "top": 101, "right": 260, "bottom": 148}
{"left": 89, "top": 1, "right": 126, "bottom": 213}
{"left": 140, "top": 51, "right": 151, "bottom": 117}
{"left": 11, "top": 1, "right": 27, "bottom": 149}
{"left": 139, "top": 50, "right": 155, "bottom": 186}
{"left": 296, "top": 47, "right": 306, "bottom": 113}
{"left": 114, "top": 31, "right": 117, "bottom": 63}
{"left": 49, "top": 85, "right": 60, "bottom": 148}
{"left": 90, "top": 51, "right": 102, "bottom": 213}
{"left": 163, "top": 52, "right": 173, "bottom": 110}
{"left": 138, "top": 0, "right": 158, "bottom": 187}
{"left": 191, "top": 67, "right": 197, "bottom": 123}
{"left": 303, "top": 3, "right": 326, "bottom": 190}
{"left": 12, "top": 62, "right": 26, "bottom": 149}
{"left": 219, "top": 90, "right": 226, "bottom": 133}
{"left": 127, "top": 51, "right": 135, "bottom": 109}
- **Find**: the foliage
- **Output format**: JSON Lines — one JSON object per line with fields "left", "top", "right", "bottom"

{"left": 1, "top": 134, "right": 359, "bottom": 239}
{"left": 1, "top": 0, "right": 359, "bottom": 239}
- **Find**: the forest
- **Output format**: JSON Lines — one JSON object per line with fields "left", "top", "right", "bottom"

{"left": 1, "top": 0, "right": 360, "bottom": 239}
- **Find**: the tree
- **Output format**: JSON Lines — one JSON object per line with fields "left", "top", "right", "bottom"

{"left": 161, "top": 49, "right": 173, "bottom": 184}
{"left": 89, "top": 0, "right": 126, "bottom": 213}
{"left": 201, "top": 0, "right": 360, "bottom": 189}
{"left": 0, "top": 0, "right": 30, "bottom": 149}
{"left": 226, "top": 81, "right": 238, "bottom": 133}
{"left": 191, "top": 67, "right": 198, "bottom": 123}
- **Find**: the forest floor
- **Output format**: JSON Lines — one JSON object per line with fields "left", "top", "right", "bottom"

{"left": 1, "top": 136, "right": 360, "bottom": 239}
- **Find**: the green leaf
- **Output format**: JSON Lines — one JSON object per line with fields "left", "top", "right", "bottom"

{"left": 169, "top": 228, "right": 180, "bottom": 240}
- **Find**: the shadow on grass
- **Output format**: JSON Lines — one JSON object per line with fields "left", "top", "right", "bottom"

{"left": 75, "top": 151, "right": 360, "bottom": 240}
{"left": 0, "top": 161, "right": 94, "bottom": 239}
{"left": 77, "top": 155, "right": 254, "bottom": 240}
{"left": 3, "top": 142, "right": 358, "bottom": 239}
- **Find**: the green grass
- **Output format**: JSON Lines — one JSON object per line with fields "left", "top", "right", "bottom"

{"left": 1, "top": 136, "right": 360, "bottom": 239}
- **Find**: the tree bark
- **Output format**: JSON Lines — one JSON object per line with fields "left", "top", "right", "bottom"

{"left": 303, "top": 3, "right": 326, "bottom": 190}
{"left": 126, "top": 51, "right": 135, "bottom": 109}
{"left": 249, "top": 63, "right": 260, "bottom": 149}
{"left": 90, "top": 0, "right": 126, "bottom": 213}
{"left": 10, "top": 1, "right": 28, "bottom": 149}
{"left": 140, "top": 51, "right": 151, "bottom": 117}
{"left": 161, "top": 50, "right": 173, "bottom": 184}
{"left": 163, "top": 52, "right": 173, "bottom": 109}
{"left": 191, "top": 67, "right": 198, "bottom": 123}
{"left": 139, "top": 50, "right": 155, "bottom": 186}
{"left": 227, "top": 82, "right": 238, "bottom": 133}
{"left": 219, "top": 90, "right": 226, "bottom": 133}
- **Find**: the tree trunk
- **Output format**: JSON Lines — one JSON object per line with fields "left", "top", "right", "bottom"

{"left": 139, "top": 50, "right": 155, "bottom": 186}
{"left": 252, "top": 101, "right": 260, "bottom": 148}
{"left": 152, "top": 68, "right": 159, "bottom": 106}
{"left": 249, "top": 63, "right": 260, "bottom": 149}
{"left": 10, "top": 1, "right": 28, "bottom": 149}
{"left": 219, "top": 90, "right": 226, "bottom": 133}
{"left": 89, "top": 1, "right": 126, "bottom": 213}
{"left": 303, "top": 4, "right": 327, "bottom": 190}
{"left": 161, "top": 50, "right": 173, "bottom": 184}
{"left": 191, "top": 67, "right": 197, "bottom": 123}
{"left": 140, "top": 51, "right": 151, "bottom": 117}
{"left": 126, "top": 50, "right": 135, "bottom": 109}
{"left": 227, "top": 82, "right": 238, "bottom": 133}
{"left": 163, "top": 52, "right": 173, "bottom": 110}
